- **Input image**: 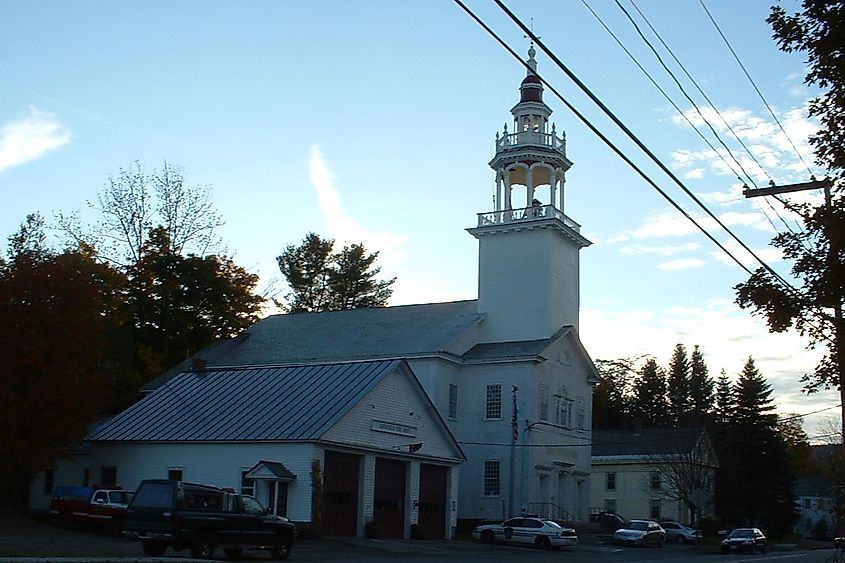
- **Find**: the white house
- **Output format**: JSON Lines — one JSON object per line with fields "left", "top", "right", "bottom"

{"left": 31, "top": 46, "right": 598, "bottom": 536}
{"left": 591, "top": 428, "right": 718, "bottom": 524}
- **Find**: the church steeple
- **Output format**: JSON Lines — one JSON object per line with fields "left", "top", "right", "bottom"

{"left": 468, "top": 48, "right": 591, "bottom": 342}
{"left": 489, "top": 47, "right": 571, "bottom": 214}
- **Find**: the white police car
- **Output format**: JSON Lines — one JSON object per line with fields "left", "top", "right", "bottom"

{"left": 472, "top": 516, "right": 578, "bottom": 550}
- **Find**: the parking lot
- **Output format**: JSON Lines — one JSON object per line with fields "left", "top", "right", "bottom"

{"left": 0, "top": 512, "right": 837, "bottom": 563}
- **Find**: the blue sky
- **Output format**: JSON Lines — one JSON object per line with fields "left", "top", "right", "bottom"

{"left": 1, "top": 1, "right": 839, "bottom": 437}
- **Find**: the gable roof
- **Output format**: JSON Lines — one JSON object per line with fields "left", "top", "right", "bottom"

{"left": 144, "top": 300, "right": 483, "bottom": 391}
{"left": 592, "top": 427, "right": 709, "bottom": 458}
{"left": 91, "top": 359, "right": 408, "bottom": 442}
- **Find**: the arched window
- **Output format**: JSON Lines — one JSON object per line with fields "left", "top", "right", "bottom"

{"left": 555, "top": 386, "right": 573, "bottom": 428}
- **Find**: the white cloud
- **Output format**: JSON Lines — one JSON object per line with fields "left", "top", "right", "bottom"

{"left": 0, "top": 107, "right": 71, "bottom": 173}
{"left": 709, "top": 239, "right": 784, "bottom": 270}
{"left": 308, "top": 144, "right": 408, "bottom": 269}
{"left": 619, "top": 242, "right": 701, "bottom": 256}
{"left": 669, "top": 103, "right": 822, "bottom": 184}
{"left": 657, "top": 258, "right": 704, "bottom": 271}
{"left": 612, "top": 209, "right": 772, "bottom": 242}
{"left": 684, "top": 168, "right": 705, "bottom": 180}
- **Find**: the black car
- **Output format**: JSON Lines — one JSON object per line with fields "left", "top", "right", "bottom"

{"left": 720, "top": 528, "right": 766, "bottom": 554}
{"left": 123, "top": 479, "right": 296, "bottom": 560}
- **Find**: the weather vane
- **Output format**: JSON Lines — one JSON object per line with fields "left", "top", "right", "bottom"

{"left": 523, "top": 17, "right": 540, "bottom": 47}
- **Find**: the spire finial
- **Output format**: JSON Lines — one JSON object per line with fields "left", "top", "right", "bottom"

{"left": 524, "top": 18, "right": 539, "bottom": 72}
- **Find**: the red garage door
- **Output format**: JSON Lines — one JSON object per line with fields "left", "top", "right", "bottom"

{"left": 418, "top": 464, "right": 448, "bottom": 539}
{"left": 323, "top": 451, "right": 360, "bottom": 537}
{"left": 374, "top": 458, "right": 407, "bottom": 538}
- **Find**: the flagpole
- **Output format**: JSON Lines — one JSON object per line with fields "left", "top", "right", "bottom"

{"left": 509, "top": 385, "right": 518, "bottom": 518}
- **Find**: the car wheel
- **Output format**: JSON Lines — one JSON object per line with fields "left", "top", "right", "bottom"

{"left": 224, "top": 548, "right": 244, "bottom": 559}
{"left": 191, "top": 533, "right": 216, "bottom": 560}
{"left": 481, "top": 530, "right": 495, "bottom": 544}
{"left": 271, "top": 534, "right": 291, "bottom": 560}
{"left": 677, "top": 535, "right": 686, "bottom": 544}
{"left": 142, "top": 541, "right": 167, "bottom": 557}
{"left": 721, "top": 547, "right": 728, "bottom": 554}
{"left": 749, "top": 544, "right": 755, "bottom": 554}
{"left": 535, "top": 536, "right": 551, "bottom": 550}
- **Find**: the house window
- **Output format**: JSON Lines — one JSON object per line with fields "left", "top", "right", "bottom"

{"left": 43, "top": 468, "right": 54, "bottom": 494}
{"left": 483, "top": 460, "right": 501, "bottom": 496}
{"left": 650, "top": 499, "right": 661, "bottom": 520}
{"left": 650, "top": 472, "right": 661, "bottom": 490}
{"left": 555, "top": 386, "right": 573, "bottom": 428}
{"left": 448, "top": 384, "right": 458, "bottom": 419}
{"left": 100, "top": 466, "right": 117, "bottom": 487}
{"left": 485, "top": 384, "right": 502, "bottom": 419}
{"left": 605, "top": 498, "right": 617, "bottom": 513}
{"left": 241, "top": 471, "right": 256, "bottom": 497}
{"left": 606, "top": 472, "right": 616, "bottom": 491}
{"left": 539, "top": 384, "right": 549, "bottom": 422}
{"left": 168, "top": 468, "right": 184, "bottom": 481}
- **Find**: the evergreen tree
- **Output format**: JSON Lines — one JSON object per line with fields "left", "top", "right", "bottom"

{"left": 277, "top": 232, "right": 395, "bottom": 313}
{"left": 689, "top": 345, "right": 715, "bottom": 421}
{"left": 593, "top": 357, "right": 637, "bottom": 429}
{"left": 732, "top": 357, "right": 777, "bottom": 427}
{"left": 716, "top": 357, "right": 798, "bottom": 535}
{"left": 714, "top": 369, "right": 733, "bottom": 424}
{"left": 629, "top": 358, "right": 669, "bottom": 427}
{"left": 667, "top": 344, "right": 691, "bottom": 426}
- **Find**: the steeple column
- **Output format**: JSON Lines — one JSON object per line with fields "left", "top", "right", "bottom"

{"left": 525, "top": 169, "right": 534, "bottom": 207}
{"left": 550, "top": 169, "right": 558, "bottom": 211}
{"left": 503, "top": 170, "right": 512, "bottom": 210}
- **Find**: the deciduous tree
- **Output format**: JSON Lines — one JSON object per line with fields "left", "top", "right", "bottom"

{"left": 737, "top": 0, "right": 845, "bottom": 441}
{"left": 0, "top": 219, "right": 124, "bottom": 508}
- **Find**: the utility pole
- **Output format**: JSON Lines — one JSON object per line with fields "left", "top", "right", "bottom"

{"left": 744, "top": 177, "right": 844, "bottom": 442}
{"left": 509, "top": 385, "right": 518, "bottom": 519}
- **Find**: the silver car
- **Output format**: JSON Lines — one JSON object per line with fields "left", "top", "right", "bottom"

{"left": 613, "top": 519, "right": 665, "bottom": 547}
{"left": 660, "top": 521, "right": 703, "bottom": 543}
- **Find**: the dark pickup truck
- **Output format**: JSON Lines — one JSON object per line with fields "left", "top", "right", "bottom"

{"left": 123, "top": 479, "right": 296, "bottom": 560}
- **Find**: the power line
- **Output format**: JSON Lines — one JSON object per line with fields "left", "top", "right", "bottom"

{"left": 615, "top": 0, "right": 767, "bottom": 188}
{"left": 578, "top": 0, "right": 749, "bottom": 188}
{"left": 628, "top": 0, "right": 772, "bottom": 185}
{"left": 698, "top": 0, "right": 816, "bottom": 177}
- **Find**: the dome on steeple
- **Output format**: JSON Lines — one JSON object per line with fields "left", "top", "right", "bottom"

{"left": 519, "top": 44, "right": 543, "bottom": 102}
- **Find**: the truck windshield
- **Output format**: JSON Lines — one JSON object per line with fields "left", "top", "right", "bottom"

{"left": 131, "top": 483, "right": 173, "bottom": 509}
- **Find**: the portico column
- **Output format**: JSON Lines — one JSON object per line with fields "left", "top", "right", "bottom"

{"left": 526, "top": 169, "right": 534, "bottom": 207}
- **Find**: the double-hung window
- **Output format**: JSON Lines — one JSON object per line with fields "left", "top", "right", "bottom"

{"left": 448, "top": 384, "right": 458, "bottom": 419}
{"left": 483, "top": 460, "right": 501, "bottom": 496}
{"left": 485, "top": 384, "right": 502, "bottom": 419}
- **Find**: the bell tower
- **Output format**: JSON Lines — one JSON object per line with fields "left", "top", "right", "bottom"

{"left": 468, "top": 46, "right": 591, "bottom": 342}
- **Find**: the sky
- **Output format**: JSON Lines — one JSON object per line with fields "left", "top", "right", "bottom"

{"left": 1, "top": 0, "right": 840, "bottom": 438}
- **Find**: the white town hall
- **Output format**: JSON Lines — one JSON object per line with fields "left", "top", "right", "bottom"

{"left": 33, "top": 47, "right": 598, "bottom": 540}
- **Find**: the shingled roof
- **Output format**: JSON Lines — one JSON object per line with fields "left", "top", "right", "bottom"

{"left": 144, "top": 300, "right": 483, "bottom": 391}
{"left": 91, "top": 359, "right": 406, "bottom": 442}
{"left": 592, "top": 427, "right": 709, "bottom": 458}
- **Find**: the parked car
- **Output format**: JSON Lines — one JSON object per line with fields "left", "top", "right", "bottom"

{"left": 123, "top": 479, "right": 296, "bottom": 560}
{"left": 720, "top": 528, "right": 766, "bottom": 554}
{"left": 613, "top": 520, "right": 665, "bottom": 547}
{"left": 590, "top": 511, "right": 625, "bottom": 530}
{"left": 660, "top": 521, "right": 703, "bottom": 543}
{"left": 49, "top": 486, "right": 134, "bottom": 532}
{"left": 473, "top": 516, "right": 578, "bottom": 550}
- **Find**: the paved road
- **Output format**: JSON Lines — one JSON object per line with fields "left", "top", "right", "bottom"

{"left": 0, "top": 514, "right": 837, "bottom": 562}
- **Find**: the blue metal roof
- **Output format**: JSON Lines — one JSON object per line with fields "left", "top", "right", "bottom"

{"left": 89, "top": 359, "right": 403, "bottom": 442}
